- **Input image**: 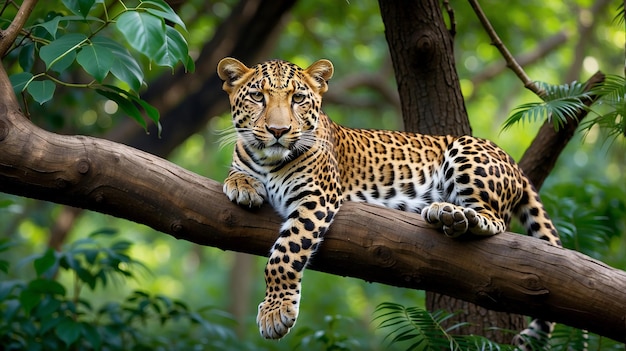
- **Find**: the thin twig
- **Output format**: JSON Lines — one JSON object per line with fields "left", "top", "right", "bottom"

{"left": 467, "top": 0, "right": 545, "bottom": 97}
{"left": 442, "top": 0, "right": 456, "bottom": 36}
{"left": 470, "top": 31, "right": 570, "bottom": 91}
{"left": 0, "top": 0, "right": 38, "bottom": 57}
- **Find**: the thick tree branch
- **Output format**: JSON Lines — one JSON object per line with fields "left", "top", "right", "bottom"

{"left": 0, "top": 0, "right": 38, "bottom": 56}
{"left": 0, "top": 66, "right": 625, "bottom": 343}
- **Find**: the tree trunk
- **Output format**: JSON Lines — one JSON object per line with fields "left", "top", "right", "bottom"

{"left": 378, "top": 0, "right": 470, "bottom": 136}
{"left": 0, "top": 71, "right": 625, "bottom": 341}
{"left": 378, "top": 0, "right": 525, "bottom": 342}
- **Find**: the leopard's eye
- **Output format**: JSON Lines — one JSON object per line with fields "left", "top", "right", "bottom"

{"left": 292, "top": 93, "right": 305, "bottom": 104}
{"left": 249, "top": 91, "right": 264, "bottom": 103}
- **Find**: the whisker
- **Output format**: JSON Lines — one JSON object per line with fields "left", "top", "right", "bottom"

{"left": 215, "top": 125, "right": 239, "bottom": 149}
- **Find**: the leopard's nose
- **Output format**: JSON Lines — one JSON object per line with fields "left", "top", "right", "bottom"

{"left": 266, "top": 125, "right": 291, "bottom": 139}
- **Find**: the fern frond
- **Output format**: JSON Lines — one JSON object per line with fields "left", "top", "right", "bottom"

{"left": 549, "top": 324, "right": 589, "bottom": 351}
{"left": 582, "top": 74, "right": 626, "bottom": 139}
{"left": 503, "top": 81, "right": 591, "bottom": 131}
{"left": 374, "top": 302, "right": 511, "bottom": 351}
{"left": 614, "top": 2, "right": 625, "bottom": 26}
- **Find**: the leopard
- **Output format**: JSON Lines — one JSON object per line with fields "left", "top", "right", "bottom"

{"left": 217, "top": 57, "right": 562, "bottom": 349}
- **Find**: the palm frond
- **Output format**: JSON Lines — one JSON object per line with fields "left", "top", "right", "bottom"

{"left": 374, "top": 302, "right": 511, "bottom": 351}
{"left": 549, "top": 324, "right": 589, "bottom": 351}
{"left": 582, "top": 74, "right": 626, "bottom": 139}
{"left": 613, "top": 2, "right": 625, "bottom": 27}
{"left": 503, "top": 81, "right": 592, "bottom": 131}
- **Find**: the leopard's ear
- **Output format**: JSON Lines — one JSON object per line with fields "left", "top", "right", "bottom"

{"left": 305, "top": 59, "right": 334, "bottom": 94}
{"left": 217, "top": 57, "right": 251, "bottom": 93}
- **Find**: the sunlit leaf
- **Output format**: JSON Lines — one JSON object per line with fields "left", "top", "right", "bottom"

{"left": 154, "top": 26, "right": 190, "bottom": 70}
{"left": 143, "top": 0, "right": 187, "bottom": 31}
{"left": 116, "top": 11, "right": 165, "bottom": 59}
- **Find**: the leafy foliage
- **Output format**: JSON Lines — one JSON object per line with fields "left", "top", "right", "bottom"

{"left": 0, "top": 230, "right": 236, "bottom": 351}
{"left": 293, "top": 315, "right": 362, "bottom": 351}
{"left": 503, "top": 74, "right": 625, "bottom": 140}
{"left": 583, "top": 74, "right": 626, "bottom": 140}
{"left": 7, "top": 0, "right": 194, "bottom": 133}
{"left": 374, "top": 302, "right": 510, "bottom": 351}
{"left": 503, "top": 81, "right": 592, "bottom": 131}
{"left": 374, "top": 302, "right": 626, "bottom": 351}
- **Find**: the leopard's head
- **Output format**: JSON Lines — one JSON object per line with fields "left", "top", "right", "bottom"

{"left": 217, "top": 58, "right": 333, "bottom": 163}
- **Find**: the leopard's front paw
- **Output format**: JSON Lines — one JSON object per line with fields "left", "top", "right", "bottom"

{"left": 421, "top": 202, "right": 478, "bottom": 238}
{"left": 256, "top": 295, "right": 299, "bottom": 339}
{"left": 223, "top": 173, "right": 266, "bottom": 207}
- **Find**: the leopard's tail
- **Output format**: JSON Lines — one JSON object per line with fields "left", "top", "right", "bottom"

{"left": 515, "top": 178, "right": 561, "bottom": 247}
{"left": 512, "top": 179, "right": 566, "bottom": 350}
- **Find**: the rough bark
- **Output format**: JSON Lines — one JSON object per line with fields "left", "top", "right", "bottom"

{"left": 378, "top": 0, "right": 470, "bottom": 136}
{"left": 378, "top": 0, "right": 524, "bottom": 341}
{"left": 0, "top": 81, "right": 625, "bottom": 341}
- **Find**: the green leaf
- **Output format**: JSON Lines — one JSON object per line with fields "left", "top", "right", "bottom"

{"left": 96, "top": 88, "right": 146, "bottom": 130}
{"left": 135, "top": 96, "right": 161, "bottom": 136}
{"left": 62, "top": 0, "right": 95, "bottom": 17}
{"left": 116, "top": 11, "right": 165, "bottom": 59}
{"left": 55, "top": 317, "right": 81, "bottom": 347}
{"left": 28, "top": 278, "right": 66, "bottom": 295}
{"left": 34, "top": 248, "right": 57, "bottom": 277}
{"left": 91, "top": 37, "right": 144, "bottom": 92}
{"left": 9, "top": 72, "right": 34, "bottom": 93}
{"left": 37, "top": 14, "right": 63, "bottom": 37}
{"left": 75, "top": 266, "right": 97, "bottom": 290}
{"left": 81, "top": 322, "right": 102, "bottom": 349}
{"left": 154, "top": 26, "right": 190, "bottom": 70}
{"left": 34, "top": 295, "right": 62, "bottom": 318}
{"left": 39, "top": 33, "right": 87, "bottom": 72}
{"left": 0, "top": 261, "right": 8, "bottom": 274}
{"left": 0, "top": 280, "right": 23, "bottom": 301}
{"left": 19, "top": 290, "right": 40, "bottom": 315}
{"left": 27, "top": 80, "right": 56, "bottom": 104}
{"left": 77, "top": 41, "right": 115, "bottom": 82}
{"left": 89, "top": 227, "right": 119, "bottom": 237}
{"left": 97, "top": 85, "right": 160, "bottom": 134}
{"left": 143, "top": 0, "right": 187, "bottom": 31}
{"left": 18, "top": 42, "right": 35, "bottom": 71}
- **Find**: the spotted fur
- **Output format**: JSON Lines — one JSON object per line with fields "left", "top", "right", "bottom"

{"left": 217, "top": 57, "right": 561, "bottom": 348}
